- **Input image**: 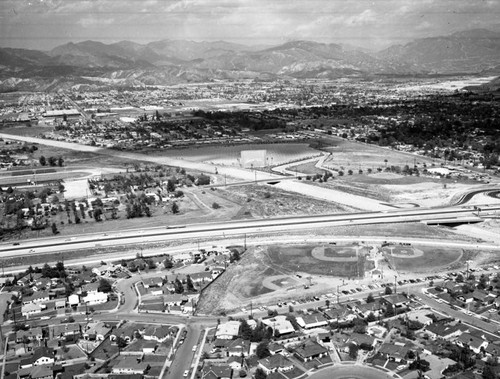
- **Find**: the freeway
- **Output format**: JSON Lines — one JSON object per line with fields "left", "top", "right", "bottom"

{"left": 1, "top": 203, "right": 499, "bottom": 258}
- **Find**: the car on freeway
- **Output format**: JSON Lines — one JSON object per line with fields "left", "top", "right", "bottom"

{"left": 13, "top": 242, "right": 20, "bottom": 246}
{"left": 192, "top": 345, "right": 198, "bottom": 352}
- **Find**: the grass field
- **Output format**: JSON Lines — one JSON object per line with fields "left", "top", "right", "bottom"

{"left": 267, "top": 245, "right": 370, "bottom": 277}
{"left": 383, "top": 246, "right": 463, "bottom": 272}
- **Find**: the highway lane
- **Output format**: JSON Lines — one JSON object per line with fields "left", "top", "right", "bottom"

{"left": 1, "top": 203, "right": 499, "bottom": 258}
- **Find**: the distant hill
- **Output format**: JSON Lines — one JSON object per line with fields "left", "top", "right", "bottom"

{"left": 378, "top": 29, "right": 500, "bottom": 74}
{"left": 1, "top": 29, "right": 500, "bottom": 91}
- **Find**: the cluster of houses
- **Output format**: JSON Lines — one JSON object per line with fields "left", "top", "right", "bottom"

{"left": 10, "top": 265, "right": 121, "bottom": 321}
{"left": 139, "top": 249, "right": 229, "bottom": 314}
{"left": 196, "top": 289, "right": 500, "bottom": 379}
{"left": 428, "top": 271, "right": 500, "bottom": 322}
{"left": 5, "top": 321, "right": 178, "bottom": 379}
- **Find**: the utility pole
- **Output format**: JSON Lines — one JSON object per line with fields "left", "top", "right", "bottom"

{"left": 337, "top": 285, "right": 339, "bottom": 304}
{"left": 394, "top": 275, "right": 397, "bottom": 294}
{"left": 244, "top": 233, "right": 247, "bottom": 251}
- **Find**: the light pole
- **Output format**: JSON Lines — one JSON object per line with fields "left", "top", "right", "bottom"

{"left": 394, "top": 275, "right": 397, "bottom": 294}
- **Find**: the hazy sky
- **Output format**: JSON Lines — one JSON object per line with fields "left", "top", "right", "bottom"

{"left": 1, "top": 0, "right": 499, "bottom": 51}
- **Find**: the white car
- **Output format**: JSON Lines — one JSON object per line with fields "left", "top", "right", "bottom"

{"left": 184, "top": 370, "right": 189, "bottom": 377}
{"left": 192, "top": 344, "right": 198, "bottom": 352}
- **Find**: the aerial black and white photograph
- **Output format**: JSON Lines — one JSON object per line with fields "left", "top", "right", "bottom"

{"left": 0, "top": 0, "right": 500, "bottom": 378}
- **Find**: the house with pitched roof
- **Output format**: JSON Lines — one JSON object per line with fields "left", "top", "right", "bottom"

{"left": 21, "top": 303, "right": 45, "bottom": 318}
{"left": 424, "top": 323, "right": 468, "bottom": 341}
{"left": 111, "top": 357, "right": 150, "bottom": 374}
{"left": 296, "top": 313, "right": 329, "bottom": 329}
{"left": 258, "top": 354, "right": 294, "bottom": 375}
{"left": 142, "top": 325, "right": 172, "bottom": 343}
{"left": 293, "top": 340, "right": 328, "bottom": 362}
{"left": 227, "top": 338, "right": 251, "bottom": 357}
{"left": 201, "top": 364, "right": 232, "bottom": 379}
{"left": 455, "top": 333, "right": 488, "bottom": 354}
{"left": 19, "top": 347, "right": 55, "bottom": 369}
{"left": 377, "top": 342, "right": 409, "bottom": 362}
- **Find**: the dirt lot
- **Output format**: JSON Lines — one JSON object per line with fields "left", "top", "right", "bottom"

{"left": 213, "top": 184, "right": 354, "bottom": 219}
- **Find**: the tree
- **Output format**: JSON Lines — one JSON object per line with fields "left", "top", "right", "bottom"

{"left": 239, "top": 319, "right": 253, "bottom": 340}
{"left": 163, "top": 256, "right": 174, "bottom": 269}
{"left": 174, "top": 278, "right": 184, "bottom": 294}
{"left": 98, "top": 278, "right": 113, "bottom": 293}
{"left": 254, "top": 368, "right": 267, "bottom": 379}
{"left": 353, "top": 318, "right": 367, "bottom": 334}
{"left": 385, "top": 286, "right": 393, "bottom": 295}
{"left": 51, "top": 222, "right": 58, "bottom": 235}
{"left": 483, "top": 365, "right": 496, "bottom": 379}
{"left": 349, "top": 343, "right": 359, "bottom": 359}
{"left": 39, "top": 156, "right": 46, "bottom": 166}
{"left": 171, "top": 202, "right": 179, "bottom": 214}
{"left": 366, "top": 312, "right": 377, "bottom": 322}
{"left": 256, "top": 341, "right": 271, "bottom": 359}
{"left": 166, "top": 179, "right": 176, "bottom": 192}
{"left": 212, "top": 202, "right": 221, "bottom": 209}
{"left": 186, "top": 275, "right": 195, "bottom": 292}
{"left": 325, "top": 299, "right": 330, "bottom": 308}
{"left": 58, "top": 157, "right": 64, "bottom": 167}
{"left": 366, "top": 293, "right": 375, "bottom": 303}
{"left": 48, "top": 156, "right": 57, "bottom": 166}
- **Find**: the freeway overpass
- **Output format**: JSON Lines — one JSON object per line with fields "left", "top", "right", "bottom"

{"left": 1, "top": 203, "right": 499, "bottom": 258}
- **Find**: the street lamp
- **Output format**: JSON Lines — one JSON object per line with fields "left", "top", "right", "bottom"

{"left": 394, "top": 275, "right": 397, "bottom": 294}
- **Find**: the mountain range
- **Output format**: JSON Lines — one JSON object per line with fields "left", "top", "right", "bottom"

{"left": 1, "top": 29, "right": 499, "bottom": 92}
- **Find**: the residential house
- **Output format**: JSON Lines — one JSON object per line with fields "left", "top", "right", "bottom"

{"left": 111, "top": 357, "right": 150, "bottom": 374}
{"left": 16, "top": 327, "right": 43, "bottom": 343}
{"left": 425, "top": 323, "right": 468, "bottom": 341}
{"left": 296, "top": 313, "right": 329, "bottom": 330}
{"left": 216, "top": 321, "right": 241, "bottom": 340}
{"left": 347, "top": 333, "right": 377, "bottom": 349}
{"left": 110, "top": 324, "right": 137, "bottom": 344}
{"left": 201, "top": 364, "right": 232, "bottom": 379}
{"left": 227, "top": 338, "right": 251, "bottom": 357}
{"left": 143, "top": 277, "right": 163, "bottom": 289}
{"left": 377, "top": 342, "right": 409, "bottom": 362}
{"left": 22, "top": 292, "right": 50, "bottom": 306}
{"left": 323, "top": 307, "right": 356, "bottom": 324}
{"left": 67, "top": 294, "right": 80, "bottom": 307}
{"left": 382, "top": 294, "right": 409, "bottom": 308}
{"left": 19, "top": 347, "right": 55, "bottom": 369}
{"left": 261, "top": 316, "right": 295, "bottom": 336}
{"left": 82, "top": 291, "right": 108, "bottom": 306}
{"left": 456, "top": 333, "right": 488, "bottom": 354}
{"left": 21, "top": 303, "right": 45, "bottom": 318}
{"left": 227, "top": 356, "right": 243, "bottom": 371}
{"left": 293, "top": 340, "right": 328, "bottom": 362}
{"left": 142, "top": 325, "right": 172, "bottom": 343}
{"left": 406, "top": 310, "right": 434, "bottom": 326}
{"left": 163, "top": 294, "right": 186, "bottom": 307}
{"left": 258, "top": 354, "right": 294, "bottom": 375}
{"left": 142, "top": 340, "right": 157, "bottom": 354}
{"left": 18, "top": 365, "right": 53, "bottom": 379}
{"left": 83, "top": 322, "right": 112, "bottom": 341}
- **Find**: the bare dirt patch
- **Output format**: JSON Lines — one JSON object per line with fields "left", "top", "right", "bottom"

{"left": 213, "top": 184, "right": 354, "bottom": 219}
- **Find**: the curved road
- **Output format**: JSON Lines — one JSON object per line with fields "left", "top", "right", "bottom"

{"left": 309, "top": 364, "right": 394, "bottom": 379}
